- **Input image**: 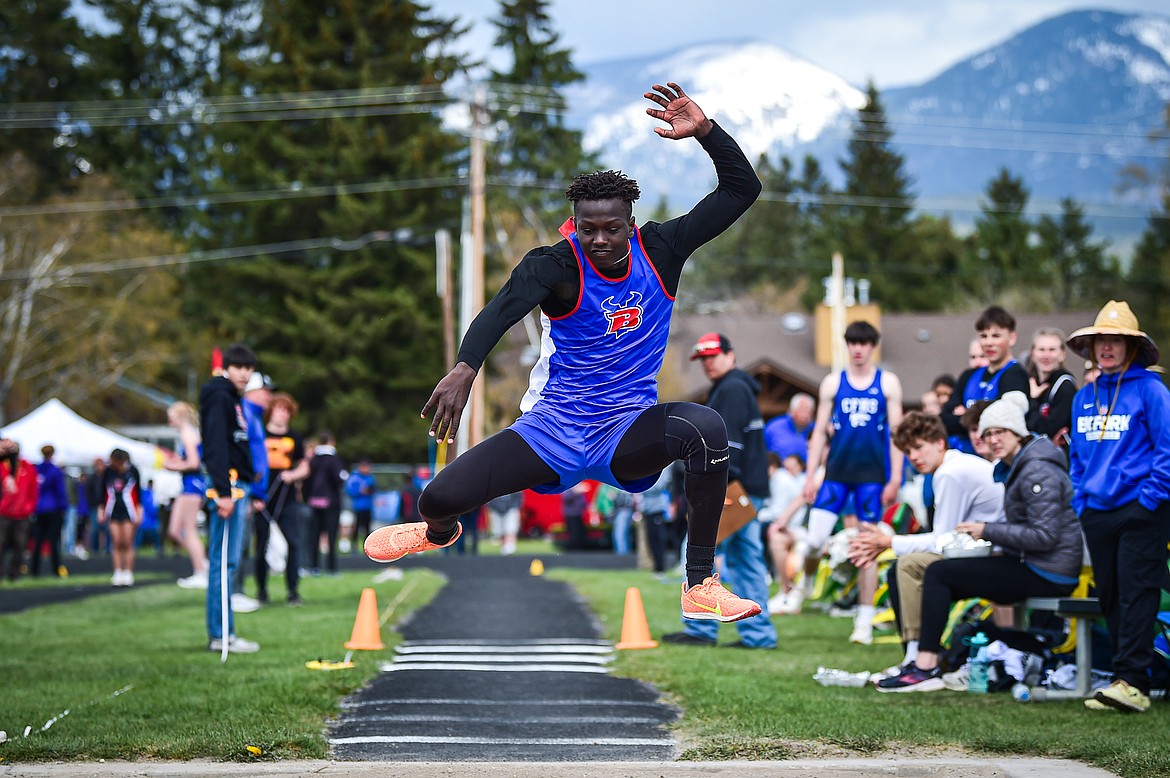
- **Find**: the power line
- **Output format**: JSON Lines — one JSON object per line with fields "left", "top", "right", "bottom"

{"left": 3, "top": 84, "right": 1165, "bottom": 156}
{"left": 0, "top": 229, "right": 417, "bottom": 283}
{"left": 0, "top": 175, "right": 465, "bottom": 218}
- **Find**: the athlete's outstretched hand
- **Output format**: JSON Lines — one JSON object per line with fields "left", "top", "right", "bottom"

{"left": 422, "top": 362, "right": 476, "bottom": 444}
{"left": 644, "top": 82, "right": 713, "bottom": 140}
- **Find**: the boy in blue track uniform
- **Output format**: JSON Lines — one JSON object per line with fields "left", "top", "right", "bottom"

{"left": 804, "top": 321, "right": 903, "bottom": 645}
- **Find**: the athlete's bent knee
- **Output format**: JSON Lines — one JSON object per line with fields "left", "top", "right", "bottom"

{"left": 664, "top": 402, "right": 729, "bottom": 475}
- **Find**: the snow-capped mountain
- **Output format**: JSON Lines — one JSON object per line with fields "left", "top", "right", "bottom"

{"left": 882, "top": 9, "right": 1170, "bottom": 205}
{"left": 564, "top": 40, "right": 865, "bottom": 208}
{"left": 567, "top": 10, "right": 1170, "bottom": 242}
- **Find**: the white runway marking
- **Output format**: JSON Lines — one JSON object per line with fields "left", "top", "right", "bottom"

{"left": 393, "top": 652, "right": 612, "bottom": 664}
{"left": 341, "top": 698, "right": 667, "bottom": 709}
{"left": 382, "top": 640, "right": 617, "bottom": 674}
{"left": 357, "top": 713, "right": 665, "bottom": 725}
{"left": 396, "top": 643, "right": 613, "bottom": 654}
{"left": 380, "top": 661, "right": 611, "bottom": 673}
{"left": 329, "top": 735, "right": 670, "bottom": 746}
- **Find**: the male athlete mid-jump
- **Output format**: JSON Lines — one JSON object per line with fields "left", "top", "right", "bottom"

{"left": 366, "top": 82, "right": 763, "bottom": 623}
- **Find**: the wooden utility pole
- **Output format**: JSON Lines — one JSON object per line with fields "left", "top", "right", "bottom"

{"left": 467, "top": 90, "right": 487, "bottom": 448}
{"left": 435, "top": 229, "right": 454, "bottom": 370}
{"left": 830, "top": 252, "right": 846, "bottom": 373}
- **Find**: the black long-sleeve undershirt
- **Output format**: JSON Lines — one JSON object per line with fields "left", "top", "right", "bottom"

{"left": 455, "top": 121, "right": 761, "bottom": 372}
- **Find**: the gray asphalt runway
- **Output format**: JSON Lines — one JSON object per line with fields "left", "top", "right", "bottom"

{"left": 329, "top": 554, "right": 678, "bottom": 761}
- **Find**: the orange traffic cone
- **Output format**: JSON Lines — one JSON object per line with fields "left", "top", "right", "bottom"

{"left": 614, "top": 587, "right": 658, "bottom": 650}
{"left": 344, "top": 587, "right": 385, "bottom": 651}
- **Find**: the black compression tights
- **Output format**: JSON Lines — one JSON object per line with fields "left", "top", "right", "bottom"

{"left": 417, "top": 402, "right": 729, "bottom": 548}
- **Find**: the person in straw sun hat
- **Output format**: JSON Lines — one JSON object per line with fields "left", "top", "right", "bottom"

{"left": 1066, "top": 300, "right": 1170, "bottom": 713}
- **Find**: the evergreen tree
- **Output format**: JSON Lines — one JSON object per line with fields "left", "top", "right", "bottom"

{"left": 1036, "top": 197, "right": 1119, "bottom": 310}
{"left": 1127, "top": 200, "right": 1170, "bottom": 347}
{"left": 968, "top": 167, "right": 1035, "bottom": 299}
{"left": 187, "top": 0, "right": 470, "bottom": 461}
{"left": 487, "top": 0, "right": 596, "bottom": 229}
{"left": 82, "top": 0, "right": 240, "bottom": 228}
{"left": 832, "top": 82, "right": 920, "bottom": 310}
{"left": 693, "top": 153, "right": 802, "bottom": 299}
{"left": 796, "top": 155, "right": 841, "bottom": 310}
{"left": 905, "top": 214, "right": 965, "bottom": 310}
{"left": 0, "top": 0, "right": 100, "bottom": 193}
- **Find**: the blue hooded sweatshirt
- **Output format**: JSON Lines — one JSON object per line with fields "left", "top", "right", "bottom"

{"left": 1069, "top": 364, "right": 1170, "bottom": 515}
{"left": 35, "top": 459, "right": 70, "bottom": 514}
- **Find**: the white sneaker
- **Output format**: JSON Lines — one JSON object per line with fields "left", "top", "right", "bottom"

{"left": 73, "top": 548, "right": 90, "bottom": 561}
{"left": 123, "top": 571, "right": 134, "bottom": 587}
{"left": 177, "top": 573, "right": 209, "bottom": 590}
{"left": 372, "top": 567, "right": 404, "bottom": 583}
{"left": 778, "top": 588, "right": 804, "bottom": 615}
{"left": 849, "top": 621, "right": 874, "bottom": 645}
{"left": 870, "top": 663, "right": 907, "bottom": 683}
{"left": 231, "top": 593, "right": 261, "bottom": 613}
{"left": 767, "top": 592, "right": 789, "bottom": 615}
{"left": 942, "top": 664, "right": 971, "bottom": 691}
{"left": 111, "top": 571, "right": 123, "bottom": 587}
{"left": 501, "top": 539, "right": 517, "bottom": 556}
{"left": 208, "top": 635, "right": 260, "bottom": 654}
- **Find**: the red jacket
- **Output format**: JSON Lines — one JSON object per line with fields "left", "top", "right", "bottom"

{"left": 1, "top": 458, "right": 39, "bottom": 519}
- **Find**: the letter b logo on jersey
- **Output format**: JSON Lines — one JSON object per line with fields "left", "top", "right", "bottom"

{"left": 601, "top": 291, "right": 644, "bottom": 337}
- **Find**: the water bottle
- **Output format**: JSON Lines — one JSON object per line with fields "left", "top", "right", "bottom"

{"left": 813, "top": 667, "right": 870, "bottom": 688}
{"left": 964, "top": 631, "right": 991, "bottom": 694}
{"left": 1011, "top": 682, "right": 1032, "bottom": 703}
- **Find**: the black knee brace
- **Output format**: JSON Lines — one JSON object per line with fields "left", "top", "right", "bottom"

{"left": 663, "top": 402, "right": 729, "bottom": 476}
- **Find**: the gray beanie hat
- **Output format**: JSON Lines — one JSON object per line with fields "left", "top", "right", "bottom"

{"left": 977, "top": 391, "right": 1030, "bottom": 439}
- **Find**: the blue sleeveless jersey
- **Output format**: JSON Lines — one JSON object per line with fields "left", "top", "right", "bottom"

{"left": 950, "top": 360, "right": 1020, "bottom": 453}
{"left": 178, "top": 442, "right": 207, "bottom": 496}
{"left": 962, "top": 360, "right": 1019, "bottom": 407}
{"left": 825, "top": 369, "right": 890, "bottom": 484}
{"left": 509, "top": 219, "right": 674, "bottom": 494}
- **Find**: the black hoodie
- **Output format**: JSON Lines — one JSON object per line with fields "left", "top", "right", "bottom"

{"left": 705, "top": 367, "right": 769, "bottom": 499}
{"left": 199, "top": 375, "right": 254, "bottom": 500}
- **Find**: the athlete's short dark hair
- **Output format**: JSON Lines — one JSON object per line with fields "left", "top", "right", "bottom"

{"left": 844, "top": 320, "right": 880, "bottom": 345}
{"left": 565, "top": 170, "right": 641, "bottom": 217}
{"left": 892, "top": 411, "right": 946, "bottom": 453}
{"left": 975, "top": 305, "right": 1016, "bottom": 332}
{"left": 223, "top": 343, "right": 257, "bottom": 368}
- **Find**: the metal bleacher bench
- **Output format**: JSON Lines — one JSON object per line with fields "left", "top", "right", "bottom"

{"left": 1013, "top": 596, "right": 1102, "bottom": 701}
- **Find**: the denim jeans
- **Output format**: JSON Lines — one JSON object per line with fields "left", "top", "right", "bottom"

{"left": 206, "top": 498, "right": 248, "bottom": 640}
{"left": 612, "top": 507, "right": 634, "bottom": 555}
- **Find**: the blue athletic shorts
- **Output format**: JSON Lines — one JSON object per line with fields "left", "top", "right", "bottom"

{"left": 813, "top": 481, "right": 883, "bottom": 523}
{"left": 508, "top": 403, "right": 659, "bottom": 495}
{"left": 181, "top": 472, "right": 208, "bottom": 496}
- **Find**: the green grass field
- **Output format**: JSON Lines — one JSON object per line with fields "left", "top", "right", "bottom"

{"left": 0, "top": 568, "right": 443, "bottom": 763}
{"left": 1, "top": 554, "right": 1167, "bottom": 777}
{"left": 554, "top": 567, "right": 1170, "bottom": 778}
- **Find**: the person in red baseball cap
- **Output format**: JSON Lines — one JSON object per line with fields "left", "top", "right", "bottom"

{"left": 661, "top": 331, "right": 777, "bottom": 648}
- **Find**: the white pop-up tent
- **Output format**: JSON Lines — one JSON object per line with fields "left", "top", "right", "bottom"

{"left": 1, "top": 398, "right": 180, "bottom": 498}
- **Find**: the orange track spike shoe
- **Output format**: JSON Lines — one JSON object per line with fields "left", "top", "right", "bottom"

{"left": 364, "top": 522, "right": 463, "bottom": 563}
{"left": 681, "top": 574, "right": 763, "bottom": 623}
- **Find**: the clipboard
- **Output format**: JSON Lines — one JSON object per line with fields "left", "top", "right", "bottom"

{"left": 716, "top": 480, "right": 758, "bottom": 545}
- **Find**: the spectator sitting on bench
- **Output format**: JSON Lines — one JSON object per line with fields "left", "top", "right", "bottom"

{"left": 876, "top": 392, "right": 1084, "bottom": 692}
{"left": 849, "top": 411, "right": 1005, "bottom": 676}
